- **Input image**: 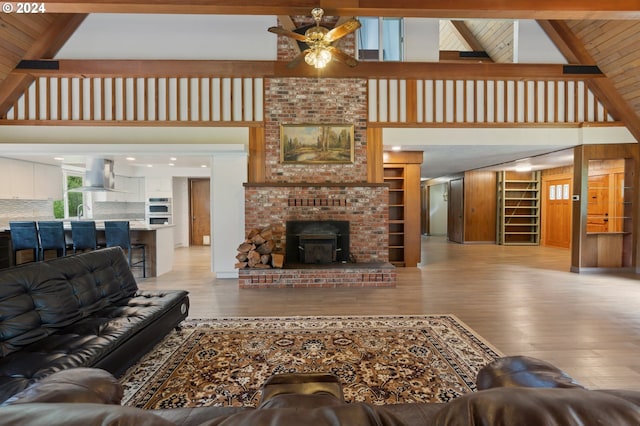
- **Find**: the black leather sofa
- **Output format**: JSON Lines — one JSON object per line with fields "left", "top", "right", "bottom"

{"left": 0, "top": 247, "right": 189, "bottom": 404}
{"left": 0, "top": 356, "right": 638, "bottom": 425}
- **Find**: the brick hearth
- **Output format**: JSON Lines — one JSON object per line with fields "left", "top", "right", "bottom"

{"left": 239, "top": 264, "right": 396, "bottom": 289}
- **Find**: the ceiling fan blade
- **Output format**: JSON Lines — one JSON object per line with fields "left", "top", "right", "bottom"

{"left": 324, "top": 18, "right": 361, "bottom": 43}
{"left": 326, "top": 46, "right": 358, "bottom": 67}
{"left": 287, "top": 50, "right": 310, "bottom": 69}
{"left": 268, "top": 26, "right": 310, "bottom": 43}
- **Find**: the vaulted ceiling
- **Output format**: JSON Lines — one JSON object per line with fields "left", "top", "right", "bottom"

{"left": 0, "top": 1, "right": 639, "bottom": 142}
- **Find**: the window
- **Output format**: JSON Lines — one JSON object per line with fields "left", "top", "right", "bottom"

{"left": 357, "top": 17, "right": 403, "bottom": 61}
{"left": 54, "top": 169, "right": 84, "bottom": 219}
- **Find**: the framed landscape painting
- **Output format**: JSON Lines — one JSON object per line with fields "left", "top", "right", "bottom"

{"left": 280, "top": 124, "right": 354, "bottom": 164}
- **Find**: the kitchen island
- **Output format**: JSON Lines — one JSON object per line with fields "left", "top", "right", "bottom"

{"left": 0, "top": 220, "right": 174, "bottom": 277}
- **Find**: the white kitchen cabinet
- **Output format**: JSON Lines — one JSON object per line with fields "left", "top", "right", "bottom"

{"left": 104, "top": 175, "right": 143, "bottom": 202}
{"left": 0, "top": 158, "right": 13, "bottom": 198}
{"left": 33, "top": 163, "right": 63, "bottom": 200}
{"left": 0, "top": 158, "right": 35, "bottom": 199}
{"left": 128, "top": 177, "right": 144, "bottom": 202}
{"left": 106, "top": 175, "right": 128, "bottom": 202}
{"left": 145, "top": 177, "right": 172, "bottom": 199}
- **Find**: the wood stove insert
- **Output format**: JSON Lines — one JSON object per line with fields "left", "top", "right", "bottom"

{"left": 285, "top": 220, "right": 349, "bottom": 265}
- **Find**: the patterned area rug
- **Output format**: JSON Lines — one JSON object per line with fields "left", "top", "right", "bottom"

{"left": 121, "top": 315, "right": 501, "bottom": 409}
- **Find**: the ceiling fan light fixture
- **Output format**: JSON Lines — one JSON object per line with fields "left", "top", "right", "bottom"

{"left": 305, "top": 47, "right": 332, "bottom": 68}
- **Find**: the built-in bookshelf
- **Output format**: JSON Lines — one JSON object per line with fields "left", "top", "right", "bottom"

{"left": 384, "top": 151, "right": 423, "bottom": 267}
{"left": 497, "top": 170, "right": 541, "bottom": 245}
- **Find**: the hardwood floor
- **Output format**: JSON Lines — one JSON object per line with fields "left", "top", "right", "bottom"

{"left": 139, "top": 236, "right": 640, "bottom": 391}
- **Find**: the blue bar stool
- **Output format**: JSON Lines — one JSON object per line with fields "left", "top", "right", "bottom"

{"left": 9, "top": 221, "right": 40, "bottom": 265}
{"left": 71, "top": 221, "right": 99, "bottom": 253}
{"left": 104, "top": 221, "right": 146, "bottom": 278}
{"left": 37, "top": 221, "right": 69, "bottom": 260}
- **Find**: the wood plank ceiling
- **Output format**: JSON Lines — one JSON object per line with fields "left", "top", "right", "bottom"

{"left": 0, "top": 2, "right": 639, "bottom": 141}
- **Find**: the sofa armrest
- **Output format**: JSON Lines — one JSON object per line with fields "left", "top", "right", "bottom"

{"left": 1, "top": 368, "right": 123, "bottom": 406}
{"left": 476, "top": 355, "right": 584, "bottom": 390}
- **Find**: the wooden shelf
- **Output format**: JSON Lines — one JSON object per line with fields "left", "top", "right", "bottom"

{"left": 497, "top": 170, "right": 541, "bottom": 245}
{"left": 384, "top": 153, "right": 422, "bottom": 267}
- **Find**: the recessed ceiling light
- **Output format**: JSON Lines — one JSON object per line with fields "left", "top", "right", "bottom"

{"left": 53, "top": 156, "right": 64, "bottom": 161}
{"left": 170, "top": 157, "right": 177, "bottom": 161}
{"left": 200, "top": 164, "right": 207, "bottom": 168}
{"left": 126, "top": 157, "right": 136, "bottom": 161}
{"left": 168, "top": 163, "right": 175, "bottom": 166}
{"left": 391, "top": 146, "right": 401, "bottom": 151}
{"left": 147, "top": 164, "right": 153, "bottom": 168}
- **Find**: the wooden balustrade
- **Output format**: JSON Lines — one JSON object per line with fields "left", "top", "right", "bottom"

{"left": 368, "top": 79, "right": 613, "bottom": 125}
{"left": 5, "top": 76, "right": 264, "bottom": 125}
{"left": 3, "top": 76, "right": 613, "bottom": 126}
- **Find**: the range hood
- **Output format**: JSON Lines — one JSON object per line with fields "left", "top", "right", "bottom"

{"left": 69, "top": 158, "right": 120, "bottom": 192}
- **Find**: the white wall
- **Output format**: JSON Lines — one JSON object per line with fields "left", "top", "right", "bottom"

{"left": 429, "top": 183, "right": 448, "bottom": 236}
{"left": 515, "top": 20, "right": 566, "bottom": 64}
{"left": 211, "top": 152, "right": 247, "bottom": 278}
{"left": 172, "top": 177, "right": 190, "bottom": 247}
{"left": 404, "top": 18, "right": 440, "bottom": 61}
{"left": 56, "top": 14, "right": 277, "bottom": 60}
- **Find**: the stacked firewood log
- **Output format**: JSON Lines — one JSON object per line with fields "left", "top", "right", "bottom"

{"left": 235, "top": 226, "right": 284, "bottom": 269}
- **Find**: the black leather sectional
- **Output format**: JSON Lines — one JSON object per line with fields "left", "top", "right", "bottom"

{"left": 0, "top": 247, "right": 189, "bottom": 403}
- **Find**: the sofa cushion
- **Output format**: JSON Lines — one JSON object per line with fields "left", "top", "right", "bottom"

{"left": 0, "top": 403, "right": 175, "bottom": 426}
{"left": 433, "top": 387, "right": 640, "bottom": 426}
{"left": 476, "top": 355, "right": 583, "bottom": 390}
{"left": 0, "top": 248, "right": 138, "bottom": 357}
{"left": 1, "top": 367, "right": 122, "bottom": 406}
{"left": 0, "top": 264, "right": 80, "bottom": 356}
{"left": 47, "top": 247, "right": 139, "bottom": 314}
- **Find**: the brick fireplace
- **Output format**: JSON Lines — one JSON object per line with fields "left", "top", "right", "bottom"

{"left": 239, "top": 31, "right": 395, "bottom": 288}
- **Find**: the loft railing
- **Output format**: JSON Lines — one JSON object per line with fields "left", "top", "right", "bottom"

{"left": 368, "top": 79, "right": 613, "bottom": 125}
{"left": 2, "top": 76, "right": 612, "bottom": 126}
{"left": 3, "top": 76, "right": 264, "bottom": 124}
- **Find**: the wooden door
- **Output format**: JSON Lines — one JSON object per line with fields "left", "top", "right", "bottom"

{"left": 448, "top": 178, "right": 464, "bottom": 243}
{"left": 587, "top": 174, "right": 609, "bottom": 233}
{"left": 543, "top": 178, "right": 572, "bottom": 248}
{"left": 190, "top": 178, "right": 211, "bottom": 246}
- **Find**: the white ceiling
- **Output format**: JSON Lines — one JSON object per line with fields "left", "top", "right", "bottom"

{"left": 1, "top": 144, "right": 574, "bottom": 178}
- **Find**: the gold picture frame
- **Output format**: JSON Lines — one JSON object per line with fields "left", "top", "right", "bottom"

{"left": 280, "top": 124, "right": 354, "bottom": 164}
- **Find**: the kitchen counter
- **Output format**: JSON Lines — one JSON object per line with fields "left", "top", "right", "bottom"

{"left": 0, "top": 220, "right": 175, "bottom": 277}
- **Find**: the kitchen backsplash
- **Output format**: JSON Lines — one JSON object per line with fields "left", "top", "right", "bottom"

{"left": 0, "top": 199, "right": 54, "bottom": 221}
{"left": 93, "top": 201, "right": 145, "bottom": 220}
{"left": 0, "top": 199, "right": 145, "bottom": 223}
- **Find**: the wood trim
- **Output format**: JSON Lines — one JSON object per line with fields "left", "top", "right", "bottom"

{"left": 366, "top": 127, "right": 384, "bottom": 183}
{"left": 0, "top": 119, "right": 263, "bottom": 127}
{"left": 248, "top": 126, "right": 266, "bottom": 183}
{"left": 14, "top": 59, "right": 605, "bottom": 80}
{"left": 38, "top": 1, "right": 640, "bottom": 19}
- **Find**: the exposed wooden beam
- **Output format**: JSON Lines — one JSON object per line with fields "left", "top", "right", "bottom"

{"left": 32, "top": 0, "right": 640, "bottom": 19}
{"left": 450, "top": 20, "right": 489, "bottom": 54}
{"left": 0, "top": 14, "right": 86, "bottom": 117}
{"left": 13, "top": 59, "right": 605, "bottom": 80}
{"left": 539, "top": 19, "right": 640, "bottom": 142}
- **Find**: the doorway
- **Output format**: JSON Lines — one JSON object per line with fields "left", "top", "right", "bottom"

{"left": 189, "top": 178, "right": 211, "bottom": 246}
{"left": 448, "top": 178, "right": 464, "bottom": 243}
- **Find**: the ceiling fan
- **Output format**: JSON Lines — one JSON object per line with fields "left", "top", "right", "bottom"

{"left": 268, "top": 8, "right": 361, "bottom": 69}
